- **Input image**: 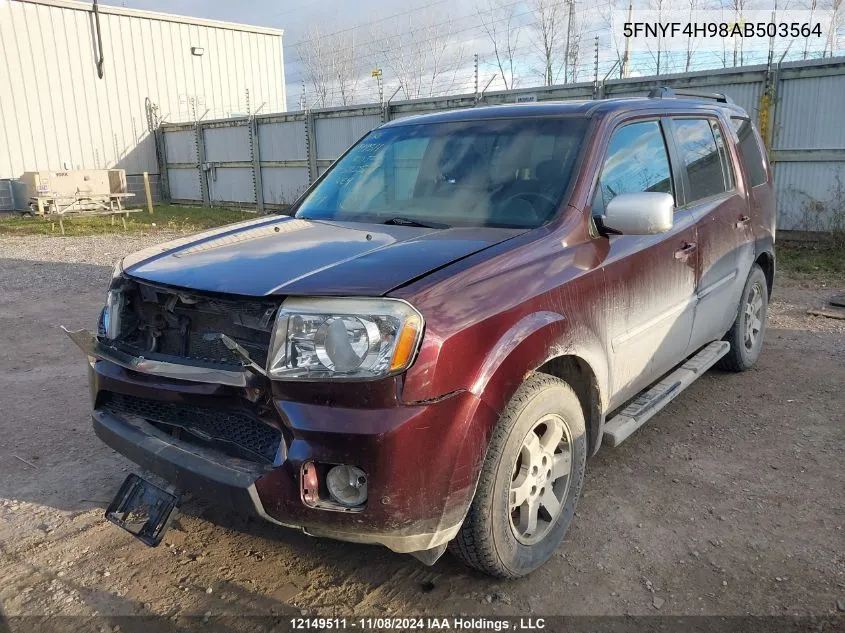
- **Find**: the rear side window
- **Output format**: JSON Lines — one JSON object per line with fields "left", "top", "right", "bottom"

{"left": 672, "top": 118, "right": 730, "bottom": 203}
{"left": 593, "top": 121, "right": 673, "bottom": 216}
{"left": 710, "top": 120, "right": 734, "bottom": 191}
{"left": 731, "top": 118, "right": 767, "bottom": 187}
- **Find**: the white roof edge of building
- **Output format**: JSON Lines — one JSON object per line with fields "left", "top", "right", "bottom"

{"left": 14, "top": 0, "right": 284, "bottom": 36}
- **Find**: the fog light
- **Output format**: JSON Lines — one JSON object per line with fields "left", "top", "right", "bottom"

{"left": 325, "top": 465, "right": 367, "bottom": 507}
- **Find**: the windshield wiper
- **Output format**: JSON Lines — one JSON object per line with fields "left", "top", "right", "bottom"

{"left": 383, "top": 217, "right": 449, "bottom": 229}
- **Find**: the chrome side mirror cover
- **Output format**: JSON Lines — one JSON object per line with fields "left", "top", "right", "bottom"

{"left": 602, "top": 192, "right": 674, "bottom": 235}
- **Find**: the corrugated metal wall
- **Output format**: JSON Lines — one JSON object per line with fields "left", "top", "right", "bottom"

{"left": 159, "top": 57, "right": 845, "bottom": 231}
{"left": 314, "top": 114, "right": 384, "bottom": 161}
{"left": 0, "top": 0, "right": 286, "bottom": 187}
{"left": 769, "top": 68, "right": 845, "bottom": 231}
{"left": 258, "top": 117, "right": 309, "bottom": 206}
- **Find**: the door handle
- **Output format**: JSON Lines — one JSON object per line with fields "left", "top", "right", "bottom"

{"left": 674, "top": 242, "right": 697, "bottom": 259}
{"left": 736, "top": 215, "right": 751, "bottom": 228}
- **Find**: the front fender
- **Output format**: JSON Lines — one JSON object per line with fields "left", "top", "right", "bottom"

{"left": 441, "top": 312, "right": 609, "bottom": 519}
{"left": 472, "top": 312, "right": 610, "bottom": 419}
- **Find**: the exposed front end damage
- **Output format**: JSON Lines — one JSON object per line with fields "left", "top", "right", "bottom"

{"left": 64, "top": 328, "right": 253, "bottom": 387}
{"left": 65, "top": 277, "right": 495, "bottom": 563}
{"left": 97, "top": 277, "right": 278, "bottom": 380}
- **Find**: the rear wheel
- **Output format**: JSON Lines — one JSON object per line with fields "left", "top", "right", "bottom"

{"left": 450, "top": 373, "right": 586, "bottom": 578}
{"left": 718, "top": 264, "right": 769, "bottom": 371}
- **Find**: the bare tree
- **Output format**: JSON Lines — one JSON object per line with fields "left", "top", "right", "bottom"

{"left": 379, "top": 14, "right": 466, "bottom": 100}
{"left": 476, "top": 0, "right": 522, "bottom": 89}
{"left": 685, "top": 0, "right": 701, "bottom": 71}
{"left": 646, "top": 0, "right": 670, "bottom": 74}
{"left": 823, "top": 0, "right": 844, "bottom": 57}
{"left": 297, "top": 25, "right": 363, "bottom": 108}
{"left": 529, "top": 0, "right": 565, "bottom": 85}
{"left": 595, "top": 0, "right": 628, "bottom": 77}
{"left": 332, "top": 31, "right": 359, "bottom": 105}
{"left": 297, "top": 25, "right": 333, "bottom": 108}
{"left": 723, "top": 0, "right": 752, "bottom": 66}
{"left": 564, "top": 5, "right": 587, "bottom": 82}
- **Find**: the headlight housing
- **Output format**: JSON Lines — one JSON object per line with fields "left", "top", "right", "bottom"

{"left": 111, "top": 258, "right": 124, "bottom": 281}
{"left": 100, "top": 290, "right": 124, "bottom": 340}
{"left": 267, "top": 297, "right": 424, "bottom": 381}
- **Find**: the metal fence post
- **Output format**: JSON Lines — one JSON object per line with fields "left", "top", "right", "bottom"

{"left": 250, "top": 117, "right": 265, "bottom": 213}
{"left": 305, "top": 111, "right": 317, "bottom": 185}
{"left": 195, "top": 122, "right": 210, "bottom": 206}
{"left": 766, "top": 66, "right": 780, "bottom": 153}
{"left": 153, "top": 126, "right": 170, "bottom": 202}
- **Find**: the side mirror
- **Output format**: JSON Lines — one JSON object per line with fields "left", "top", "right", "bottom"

{"left": 600, "top": 192, "right": 674, "bottom": 235}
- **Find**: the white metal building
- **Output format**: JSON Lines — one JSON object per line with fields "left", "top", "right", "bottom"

{"left": 0, "top": 0, "right": 285, "bottom": 208}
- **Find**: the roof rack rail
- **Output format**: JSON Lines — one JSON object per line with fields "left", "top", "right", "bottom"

{"left": 647, "top": 86, "right": 734, "bottom": 104}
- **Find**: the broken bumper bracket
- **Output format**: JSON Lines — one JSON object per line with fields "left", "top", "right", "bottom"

{"left": 61, "top": 327, "right": 251, "bottom": 387}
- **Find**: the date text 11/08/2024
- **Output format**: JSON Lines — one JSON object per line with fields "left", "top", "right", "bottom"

{"left": 290, "top": 617, "right": 547, "bottom": 630}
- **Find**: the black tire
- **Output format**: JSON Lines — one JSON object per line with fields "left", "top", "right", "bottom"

{"left": 718, "top": 264, "right": 769, "bottom": 372}
{"left": 449, "top": 373, "right": 587, "bottom": 578}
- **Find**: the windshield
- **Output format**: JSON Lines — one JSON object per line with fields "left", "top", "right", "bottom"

{"left": 295, "top": 117, "right": 589, "bottom": 229}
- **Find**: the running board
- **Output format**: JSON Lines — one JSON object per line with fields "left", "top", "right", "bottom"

{"left": 603, "top": 341, "right": 730, "bottom": 448}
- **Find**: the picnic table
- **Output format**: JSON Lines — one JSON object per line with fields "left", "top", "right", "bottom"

{"left": 29, "top": 192, "right": 137, "bottom": 234}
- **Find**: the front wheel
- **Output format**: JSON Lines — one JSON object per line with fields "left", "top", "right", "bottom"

{"left": 718, "top": 263, "right": 769, "bottom": 372}
{"left": 449, "top": 374, "right": 586, "bottom": 578}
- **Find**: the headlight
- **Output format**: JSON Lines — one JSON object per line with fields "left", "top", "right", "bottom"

{"left": 267, "top": 297, "right": 423, "bottom": 380}
{"left": 110, "top": 258, "right": 124, "bottom": 282}
{"left": 101, "top": 259, "right": 125, "bottom": 338}
{"left": 101, "top": 290, "right": 123, "bottom": 339}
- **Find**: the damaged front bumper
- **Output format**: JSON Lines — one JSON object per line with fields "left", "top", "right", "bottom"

{"left": 93, "top": 407, "right": 274, "bottom": 518}
{"left": 93, "top": 405, "right": 466, "bottom": 555}
{"left": 70, "top": 329, "right": 498, "bottom": 558}
{"left": 63, "top": 328, "right": 251, "bottom": 387}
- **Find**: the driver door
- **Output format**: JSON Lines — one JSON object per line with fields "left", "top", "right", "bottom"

{"left": 593, "top": 118, "right": 700, "bottom": 409}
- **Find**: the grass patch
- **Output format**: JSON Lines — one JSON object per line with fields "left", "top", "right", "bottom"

{"left": 777, "top": 243, "right": 845, "bottom": 275}
{"left": 0, "top": 205, "right": 259, "bottom": 236}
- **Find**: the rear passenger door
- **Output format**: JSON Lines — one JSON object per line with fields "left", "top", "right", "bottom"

{"left": 593, "top": 119, "right": 699, "bottom": 407}
{"left": 668, "top": 116, "right": 755, "bottom": 352}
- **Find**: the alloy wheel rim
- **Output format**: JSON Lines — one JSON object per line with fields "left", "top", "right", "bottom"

{"left": 743, "top": 282, "right": 764, "bottom": 351}
{"left": 509, "top": 413, "right": 572, "bottom": 545}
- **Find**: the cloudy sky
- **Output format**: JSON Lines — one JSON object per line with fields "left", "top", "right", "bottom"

{"left": 115, "top": 0, "right": 841, "bottom": 111}
{"left": 118, "top": 0, "right": 524, "bottom": 108}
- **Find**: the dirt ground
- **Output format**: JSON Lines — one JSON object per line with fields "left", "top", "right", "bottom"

{"left": 0, "top": 233, "right": 843, "bottom": 624}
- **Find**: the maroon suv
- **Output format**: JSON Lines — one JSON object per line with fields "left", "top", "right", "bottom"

{"left": 67, "top": 90, "right": 775, "bottom": 577}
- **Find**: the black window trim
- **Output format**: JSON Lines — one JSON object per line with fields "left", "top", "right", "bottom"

{"left": 665, "top": 114, "right": 739, "bottom": 211}
{"left": 709, "top": 118, "right": 735, "bottom": 192}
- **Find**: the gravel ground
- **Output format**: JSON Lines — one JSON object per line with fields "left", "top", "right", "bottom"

{"left": 0, "top": 233, "right": 843, "bottom": 624}
{"left": 0, "top": 232, "right": 183, "bottom": 267}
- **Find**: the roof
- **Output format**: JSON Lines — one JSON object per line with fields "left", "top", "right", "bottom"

{"left": 16, "top": 0, "right": 283, "bottom": 36}
{"left": 382, "top": 97, "right": 749, "bottom": 127}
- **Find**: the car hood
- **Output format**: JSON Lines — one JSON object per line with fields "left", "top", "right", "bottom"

{"left": 122, "top": 215, "right": 524, "bottom": 296}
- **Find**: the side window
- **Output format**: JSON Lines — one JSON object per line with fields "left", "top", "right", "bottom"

{"left": 672, "top": 118, "right": 729, "bottom": 203}
{"left": 731, "top": 118, "right": 768, "bottom": 187}
{"left": 593, "top": 121, "right": 673, "bottom": 216}
{"left": 710, "top": 120, "right": 734, "bottom": 191}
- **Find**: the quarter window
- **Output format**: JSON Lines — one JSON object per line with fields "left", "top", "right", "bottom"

{"left": 593, "top": 121, "right": 673, "bottom": 216}
{"left": 710, "top": 120, "right": 734, "bottom": 191}
{"left": 672, "top": 118, "right": 730, "bottom": 203}
{"left": 731, "top": 118, "right": 767, "bottom": 187}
